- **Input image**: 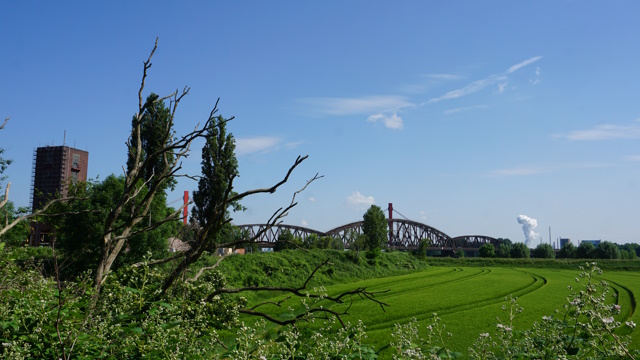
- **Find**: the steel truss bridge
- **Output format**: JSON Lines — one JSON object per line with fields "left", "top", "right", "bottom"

{"left": 235, "top": 219, "right": 498, "bottom": 253}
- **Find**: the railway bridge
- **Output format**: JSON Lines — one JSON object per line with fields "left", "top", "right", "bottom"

{"left": 236, "top": 204, "right": 499, "bottom": 254}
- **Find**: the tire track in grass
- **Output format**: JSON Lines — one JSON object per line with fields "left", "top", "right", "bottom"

{"left": 602, "top": 277, "right": 636, "bottom": 320}
{"left": 365, "top": 269, "right": 545, "bottom": 332}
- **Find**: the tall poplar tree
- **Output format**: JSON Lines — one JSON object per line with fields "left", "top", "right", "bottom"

{"left": 191, "top": 116, "right": 242, "bottom": 227}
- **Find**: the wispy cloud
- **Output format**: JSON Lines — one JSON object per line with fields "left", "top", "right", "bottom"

{"left": 443, "top": 105, "right": 489, "bottom": 115}
{"left": 490, "top": 166, "right": 548, "bottom": 176}
{"left": 428, "top": 56, "right": 543, "bottom": 103}
{"left": 308, "top": 196, "right": 316, "bottom": 202}
{"left": 235, "top": 136, "right": 281, "bottom": 155}
{"left": 301, "top": 95, "right": 414, "bottom": 116}
{"left": 489, "top": 162, "right": 609, "bottom": 176}
{"left": 346, "top": 191, "right": 375, "bottom": 210}
{"left": 367, "top": 112, "right": 403, "bottom": 129}
{"left": 424, "top": 73, "right": 464, "bottom": 81}
{"left": 398, "top": 74, "right": 463, "bottom": 94}
{"left": 301, "top": 219, "right": 309, "bottom": 227}
{"left": 530, "top": 67, "right": 541, "bottom": 85}
{"left": 554, "top": 121, "right": 640, "bottom": 141}
{"left": 624, "top": 155, "right": 640, "bottom": 161}
{"left": 428, "top": 74, "right": 507, "bottom": 103}
{"left": 507, "top": 56, "right": 543, "bottom": 73}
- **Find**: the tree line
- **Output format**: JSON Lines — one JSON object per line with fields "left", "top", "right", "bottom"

{"left": 478, "top": 239, "right": 638, "bottom": 259}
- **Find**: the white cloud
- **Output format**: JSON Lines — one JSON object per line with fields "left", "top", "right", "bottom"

{"left": 490, "top": 166, "right": 547, "bottom": 176}
{"left": 347, "top": 191, "right": 375, "bottom": 210}
{"left": 308, "top": 196, "right": 316, "bottom": 202}
{"left": 301, "top": 219, "right": 309, "bottom": 227}
{"left": 424, "top": 73, "right": 464, "bottom": 81}
{"left": 428, "top": 75, "right": 507, "bottom": 103}
{"left": 555, "top": 122, "right": 640, "bottom": 141}
{"left": 490, "top": 162, "right": 608, "bottom": 176}
{"left": 530, "top": 67, "right": 541, "bottom": 85}
{"left": 498, "top": 82, "right": 508, "bottom": 93}
{"left": 428, "top": 56, "right": 542, "bottom": 103}
{"left": 443, "top": 105, "right": 489, "bottom": 115}
{"left": 235, "top": 136, "right": 281, "bottom": 155}
{"left": 301, "top": 95, "right": 414, "bottom": 116}
{"left": 367, "top": 112, "right": 404, "bottom": 130}
{"left": 507, "top": 56, "right": 543, "bottom": 74}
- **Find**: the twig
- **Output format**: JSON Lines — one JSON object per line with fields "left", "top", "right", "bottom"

{"left": 186, "top": 253, "right": 232, "bottom": 282}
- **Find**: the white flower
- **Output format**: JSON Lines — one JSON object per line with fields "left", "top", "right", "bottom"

{"left": 602, "top": 317, "right": 614, "bottom": 324}
{"left": 480, "top": 333, "right": 489, "bottom": 338}
{"left": 626, "top": 321, "right": 636, "bottom": 328}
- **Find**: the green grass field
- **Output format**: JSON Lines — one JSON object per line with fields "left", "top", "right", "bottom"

{"left": 247, "top": 264, "right": 640, "bottom": 358}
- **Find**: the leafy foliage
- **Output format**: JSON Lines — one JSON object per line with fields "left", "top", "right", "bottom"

{"left": 533, "top": 243, "right": 555, "bottom": 259}
{"left": 47, "top": 175, "right": 177, "bottom": 274}
{"left": 191, "top": 116, "right": 242, "bottom": 227}
{"left": 362, "top": 205, "right": 387, "bottom": 256}
{"left": 510, "top": 242, "right": 530, "bottom": 258}
{"left": 126, "top": 93, "right": 177, "bottom": 192}
{"left": 577, "top": 241, "right": 597, "bottom": 259}
{"left": 0, "top": 201, "right": 29, "bottom": 246}
{"left": 558, "top": 242, "right": 578, "bottom": 259}
{"left": 479, "top": 243, "right": 495, "bottom": 258}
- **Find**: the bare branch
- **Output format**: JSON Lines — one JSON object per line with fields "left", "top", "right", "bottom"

{"left": 0, "top": 195, "right": 80, "bottom": 237}
{"left": 217, "top": 173, "right": 323, "bottom": 249}
{"left": 0, "top": 117, "right": 8, "bottom": 130}
{"left": 0, "top": 182, "right": 10, "bottom": 210}
{"left": 131, "top": 252, "right": 186, "bottom": 268}
{"left": 186, "top": 253, "right": 232, "bottom": 282}
{"left": 204, "top": 259, "right": 389, "bottom": 329}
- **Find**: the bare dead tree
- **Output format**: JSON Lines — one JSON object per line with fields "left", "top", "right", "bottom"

{"left": 93, "top": 39, "right": 214, "bottom": 289}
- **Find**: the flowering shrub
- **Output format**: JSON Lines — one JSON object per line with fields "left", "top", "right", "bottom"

{"left": 0, "top": 242, "right": 637, "bottom": 360}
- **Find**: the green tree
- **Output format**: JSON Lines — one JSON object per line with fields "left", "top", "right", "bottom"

{"left": 416, "top": 239, "right": 429, "bottom": 259}
{"left": 49, "top": 175, "right": 178, "bottom": 273}
{"left": 577, "top": 241, "right": 596, "bottom": 259}
{"left": 362, "top": 205, "right": 387, "bottom": 256}
{"left": 557, "top": 242, "right": 577, "bottom": 259}
{"left": 126, "top": 93, "right": 177, "bottom": 193}
{"left": 596, "top": 241, "right": 621, "bottom": 259}
{"left": 533, "top": 243, "right": 555, "bottom": 259}
{"left": 191, "top": 116, "right": 243, "bottom": 227}
{"left": 510, "top": 243, "right": 530, "bottom": 258}
{"left": 620, "top": 243, "right": 639, "bottom": 259}
{"left": 0, "top": 201, "right": 29, "bottom": 246}
{"left": 274, "top": 229, "right": 302, "bottom": 251}
{"left": 496, "top": 243, "right": 511, "bottom": 258}
{"left": 478, "top": 243, "right": 495, "bottom": 258}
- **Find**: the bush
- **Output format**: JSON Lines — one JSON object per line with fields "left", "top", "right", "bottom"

{"left": 558, "top": 242, "right": 577, "bottom": 259}
{"left": 533, "top": 243, "right": 555, "bottom": 259}
{"left": 479, "top": 243, "right": 495, "bottom": 258}
{"left": 510, "top": 243, "right": 530, "bottom": 258}
{"left": 577, "top": 241, "right": 596, "bottom": 259}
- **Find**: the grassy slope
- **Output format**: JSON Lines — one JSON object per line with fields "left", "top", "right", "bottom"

{"left": 201, "top": 250, "right": 640, "bottom": 357}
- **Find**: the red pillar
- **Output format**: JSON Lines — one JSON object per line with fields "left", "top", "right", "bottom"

{"left": 183, "top": 191, "right": 189, "bottom": 225}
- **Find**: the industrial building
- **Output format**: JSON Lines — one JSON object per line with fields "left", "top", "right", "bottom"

{"left": 29, "top": 145, "right": 88, "bottom": 245}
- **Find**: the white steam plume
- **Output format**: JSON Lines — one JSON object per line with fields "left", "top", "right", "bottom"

{"left": 517, "top": 215, "right": 539, "bottom": 246}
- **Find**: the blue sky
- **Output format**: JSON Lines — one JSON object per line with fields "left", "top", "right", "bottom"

{"left": 2, "top": 1, "right": 640, "bottom": 245}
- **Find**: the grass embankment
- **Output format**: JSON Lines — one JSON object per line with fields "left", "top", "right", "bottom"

{"left": 202, "top": 250, "right": 640, "bottom": 358}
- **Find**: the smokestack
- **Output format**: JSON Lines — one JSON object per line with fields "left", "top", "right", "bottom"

{"left": 517, "top": 215, "right": 539, "bottom": 246}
